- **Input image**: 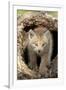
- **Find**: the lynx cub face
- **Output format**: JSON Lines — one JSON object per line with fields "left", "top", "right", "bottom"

{"left": 28, "top": 29, "right": 48, "bottom": 56}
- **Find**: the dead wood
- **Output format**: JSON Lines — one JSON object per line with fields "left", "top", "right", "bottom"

{"left": 17, "top": 11, "right": 58, "bottom": 79}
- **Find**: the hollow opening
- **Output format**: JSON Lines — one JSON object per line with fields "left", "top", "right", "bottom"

{"left": 23, "top": 30, "right": 58, "bottom": 67}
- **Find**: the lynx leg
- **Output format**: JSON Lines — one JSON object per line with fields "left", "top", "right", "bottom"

{"left": 28, "top": 50, "right": 37, "bottom": 70}
{"left": 39, "top": 55, "right": 50, "bottom": 77}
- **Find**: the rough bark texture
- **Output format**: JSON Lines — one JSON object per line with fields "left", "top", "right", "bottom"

{"left": 17, "top": 11, "right": 58, "bottom": 79}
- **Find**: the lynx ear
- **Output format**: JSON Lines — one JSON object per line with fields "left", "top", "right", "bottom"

{"left": 44, "top": 30, "right": 49, "bottom": 36}
{"left": 29, "top": 29, "right": 35, "bottom": 39}
{"left": 43, "top": 30, "right": 49, "bottom": 43}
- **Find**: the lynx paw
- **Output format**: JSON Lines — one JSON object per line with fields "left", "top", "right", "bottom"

{"left": 28, "top": 63, "right": 38, "bottom": 71}
{"left": 39, "top": 67, "right": 49, "bottom": 78}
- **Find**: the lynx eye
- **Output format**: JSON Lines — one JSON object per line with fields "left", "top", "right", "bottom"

{"left": 33, "top": 43, "right": 38, "bottom": 46}
{"left": 42, "top": 43, "right": 46, "bottom": 47}
{"left": 34, "top": 43, "right": 38, "bottom": 46}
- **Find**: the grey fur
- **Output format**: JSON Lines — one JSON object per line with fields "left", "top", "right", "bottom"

{"left": 27, "top": 29, "right": 53, "bottom": 76}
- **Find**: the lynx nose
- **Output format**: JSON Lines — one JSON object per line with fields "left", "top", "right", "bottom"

{"left": 38, "top": 50, "right": 41, "bottom": 53}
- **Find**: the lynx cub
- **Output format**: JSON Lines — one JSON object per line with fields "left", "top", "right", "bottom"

{"left": 27, "top": 27, "right": 53, "bottom": 76}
